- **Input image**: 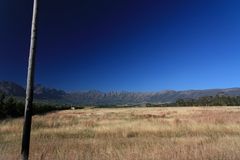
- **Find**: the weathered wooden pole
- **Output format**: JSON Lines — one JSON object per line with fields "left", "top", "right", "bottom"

{"left": 21, "top": 0, "right": 39, "bottom": 159}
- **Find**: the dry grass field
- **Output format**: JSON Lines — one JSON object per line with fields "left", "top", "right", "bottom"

{"left": 1, "top": 107, "right": 240, "bottom": 160}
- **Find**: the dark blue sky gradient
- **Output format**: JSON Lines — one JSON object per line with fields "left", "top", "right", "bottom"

{"left": 1, "top": 0, "right": 240, "bottom": 91}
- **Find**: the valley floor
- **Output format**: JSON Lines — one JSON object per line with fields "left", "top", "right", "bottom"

{"left": 1, "top": 107, "right": 240, "bottom": 160}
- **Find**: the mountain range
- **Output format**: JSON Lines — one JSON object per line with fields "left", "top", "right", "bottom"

{"left": 1, "top": 81, "right": 240, "bottom": 105}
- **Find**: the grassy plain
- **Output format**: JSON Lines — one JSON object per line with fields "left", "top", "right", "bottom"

{"left": 1, "top": 107, "right": 240, "bottom": 160}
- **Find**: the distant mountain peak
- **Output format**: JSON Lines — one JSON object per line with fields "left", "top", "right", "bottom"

{"left": 0, "top": 81, "right": 66, "bottom": 99}
{"left": 0, "top": 81, "right": 25, "bottom": 96}
{"left": 1, "top": 81, "right": 240, "bottom": 105}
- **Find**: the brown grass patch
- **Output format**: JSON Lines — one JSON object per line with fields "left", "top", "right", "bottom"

{"left": 1, "top": 107, "right": 240, "bottom": 160}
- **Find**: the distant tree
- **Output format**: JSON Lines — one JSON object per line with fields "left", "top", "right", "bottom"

{"left": 176, "top": 99, "right": 186, "bottom": 106}
{"left": 0, "top": 93, "right": 5, "bottom": 105}
{"left": 5, "top": 97, "right": 20, "bottom": 117}
{"left": 0, "top": 93, "right": 6, "bottom": 119}
{"left": 172, "top": 95, "right": 240, "bottom": 107}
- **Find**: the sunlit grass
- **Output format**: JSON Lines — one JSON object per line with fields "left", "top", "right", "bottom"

{"left": 1, "top": 107, "right": 240, "bottom": 159}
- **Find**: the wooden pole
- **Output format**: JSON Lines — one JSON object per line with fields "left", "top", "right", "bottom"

{"left": 21, "top": 0, "right": 39, "bottom": 159}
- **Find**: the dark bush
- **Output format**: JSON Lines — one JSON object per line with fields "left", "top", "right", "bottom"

{"left": 0, "top": 93, "right": 74, "bottom": 120}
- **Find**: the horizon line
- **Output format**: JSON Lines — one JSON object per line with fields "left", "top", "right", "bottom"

{"left": 1, "top": 80, "right": 240, "bottom": 93}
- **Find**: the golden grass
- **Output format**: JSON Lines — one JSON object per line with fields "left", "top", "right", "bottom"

{"left": 1, "top": 107, "right": 240, "bottom": 159}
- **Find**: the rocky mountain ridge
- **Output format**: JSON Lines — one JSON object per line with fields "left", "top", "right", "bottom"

{"left": 1, "top": 81, "right": 240, "bottom": 105}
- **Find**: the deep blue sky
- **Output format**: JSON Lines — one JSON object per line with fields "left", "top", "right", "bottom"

{"left": 1, "top": 0, "right": 240, "bottom": 92}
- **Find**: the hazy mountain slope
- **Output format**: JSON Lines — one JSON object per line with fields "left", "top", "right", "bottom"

{"left": 0, "top": 82, "right": 67, "bottom": 100}
{"left": 1, "top": 81, "right": 240, "bottom": 105}
{"left": 0, "top": 81, "right": 25, "bottom": 96}
{"left": 34, "top": 84, "right": 67, "bottom": 99}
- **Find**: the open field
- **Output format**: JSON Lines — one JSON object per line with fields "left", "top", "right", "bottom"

{"left": 1, "top": 107, "right": 240, "bottom": 160}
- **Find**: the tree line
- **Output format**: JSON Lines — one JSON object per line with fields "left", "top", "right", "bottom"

{"left": 0, "top": 93, "right": 80, "bottom": 119}
{"left": 147, "top": 95, "right": 240, "bottom": 107}
{"left": 2, "top": 92, "right": 240, "bottom": 119}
